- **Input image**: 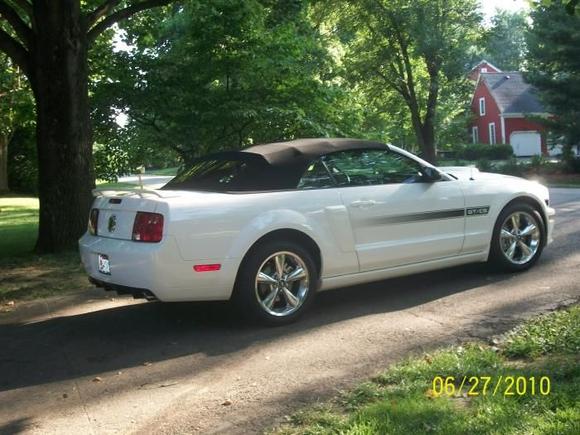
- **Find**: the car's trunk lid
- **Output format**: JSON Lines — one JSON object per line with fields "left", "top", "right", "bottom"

{"left": 92, "top": 189, "right": 169, "bottom": 240}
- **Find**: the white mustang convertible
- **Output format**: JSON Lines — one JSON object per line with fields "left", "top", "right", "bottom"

{"left": 79, "top": 139, "right": 555, "bottom": 324}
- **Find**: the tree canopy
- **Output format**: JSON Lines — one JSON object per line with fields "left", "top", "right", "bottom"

{"left": 4, "top": 0, "right": 578, "bottom": 252}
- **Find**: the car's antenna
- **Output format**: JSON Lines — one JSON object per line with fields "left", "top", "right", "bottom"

{"left": 470, "top": 165, "right": 475, "bottom": 181}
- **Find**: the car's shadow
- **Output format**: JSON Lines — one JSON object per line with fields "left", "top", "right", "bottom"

{"left": 0, "top": 262, "right": 515, "bottom": 392}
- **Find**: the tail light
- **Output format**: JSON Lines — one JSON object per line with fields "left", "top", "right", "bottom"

{"left": 88, "top": 208, "right": 99, "bottom": 235}
{"left": 132, "top": 212, "right": 164, "bottom": 243}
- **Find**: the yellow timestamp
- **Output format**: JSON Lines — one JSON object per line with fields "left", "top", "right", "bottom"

{"left": 431, "top": 375, "right": 551, "bottom": 397}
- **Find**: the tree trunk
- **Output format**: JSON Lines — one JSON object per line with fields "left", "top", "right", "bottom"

{"left": 30, "top": 1, "right": 94, "bottom": 253}
{"left": 420, "top": 121, "right": 437, "bottom": 164}
{"left": 0, "top": 134, "right": 8, "bottom": 192}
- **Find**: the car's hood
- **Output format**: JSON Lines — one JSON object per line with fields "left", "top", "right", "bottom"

{"left": 439, "top": 166, "right": 523, "bottom": 183}
{"left": 439, "top": 166, "right": 550, "bottom": 202}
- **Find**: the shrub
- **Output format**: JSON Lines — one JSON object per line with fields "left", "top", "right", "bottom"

{"left": 476, "top": 159, "right": 493, "bottom": 172}
{"left": 459, "top": 143, "right": 513, "bottom": 161}
{"left": 495, "top": 158, "right": 525, "bottom": 177}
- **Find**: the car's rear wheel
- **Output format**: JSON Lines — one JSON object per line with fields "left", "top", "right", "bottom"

{"left": 234, "top": 240, "right": 318, "bottom": 325}
{"left": 490, "top": 202, "right": 545, "bottom": 271}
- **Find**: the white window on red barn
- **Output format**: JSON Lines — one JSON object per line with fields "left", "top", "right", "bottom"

{"left": 488, "top": 123, "right": 496, "bottom": 145}
{"left": 472, "top": 126, "right": 479, "bottom": 144}
{"left": 479, "top": 97, "right": 486, "bottom": 116}
{"left": 481, "top": 67, "right": 488, "bottom": 73}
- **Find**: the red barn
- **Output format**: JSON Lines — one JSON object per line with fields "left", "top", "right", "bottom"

{"left": 469, "top": 68, "right": 551, "bottom": 156}
{"left": 467, "top": 59, "right": 502, "bottom": 81}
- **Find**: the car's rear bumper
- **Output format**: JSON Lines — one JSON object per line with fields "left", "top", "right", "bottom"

{"left": 88, "top": 276, "right": 158, "bottom": 300}
{"left": 78, "top": 233, "right": 238, "bottom": 302}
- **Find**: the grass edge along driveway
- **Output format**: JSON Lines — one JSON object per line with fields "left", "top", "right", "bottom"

{"left": 270, "top": 305, "right": 580, "bottom": 435}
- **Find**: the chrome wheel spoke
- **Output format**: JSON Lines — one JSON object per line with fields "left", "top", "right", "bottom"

{"left": 286, "top": 266, "right": 306, "bottom": 282}
{"left": 274, "top": 254, "right": 286, "bottom": 277}
{"left": 281, "top": 287, "right": 299, "bottom": 308}
{"left": 520, "top": 224, "right": 537, "bottom": 237}
{"left": 518, "top": 241, "right": 532, "bottom": 258}
{"left": 257, "top": 271, "right": 277, "bottom": 285}
{"left": 262, "top": 287, "right": 279, "bottom": 309}
{"left": 511, "top": 214, "right": 521, "bottom": 232}
{"left": 501, "top": 229, "right": 515, "bottom": 240}
{"left": 505, "top": 241, "right": 517, "bottom": 260}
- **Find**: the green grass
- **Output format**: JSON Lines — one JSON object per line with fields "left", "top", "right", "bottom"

{"left": 0, "top": 195, "right": 87, "bottom": 304}
{"left": 270, "top": 306, "right": 580, "bottom": 435}
{"left": 0, "top": 195, "right": 39, "bottom": 258}
{"left": 95, "top": 180, "right": 139, "bottom": 190}
{"left": 146, "top": 167, "right": 178, "bottom": 176}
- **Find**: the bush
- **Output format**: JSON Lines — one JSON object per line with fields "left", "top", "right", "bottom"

{"left": 458, "top": 143, "right": 513, "bottom": 161}
{"left": 476, "top": 159, "right": 493, "bottom": 172}
{"left": 495, "top": 158, "right": 525, "bottom": 177}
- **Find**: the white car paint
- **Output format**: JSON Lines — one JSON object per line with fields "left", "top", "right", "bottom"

{"left": 79, "top": 145, "right": 555, "bottom": 302}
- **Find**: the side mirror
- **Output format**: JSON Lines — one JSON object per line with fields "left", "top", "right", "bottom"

{"left": 420, "top": 166, "right": 442, "bottom": 182}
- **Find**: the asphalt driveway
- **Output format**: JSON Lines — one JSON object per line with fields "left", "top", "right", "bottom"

{"left": 1, "top": 188, "right": 579, "bottom": 434}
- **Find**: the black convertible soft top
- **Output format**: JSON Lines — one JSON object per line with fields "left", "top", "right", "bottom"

{"left": 241, "top": 138, "right": 388, "bottom": 166}
{"left": 164, "top": 138, "right": 389, "bottom": 192}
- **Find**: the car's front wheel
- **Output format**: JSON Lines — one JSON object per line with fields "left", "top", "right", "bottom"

{"left": 490, "top": 202, "right": 545, "bottom": 271}
{"left": 234, "top": 240, "right": 318, "bottom": 325}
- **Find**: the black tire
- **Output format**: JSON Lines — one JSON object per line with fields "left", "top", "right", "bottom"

{"left": 489, "top": 202, "right": 545, "bottom": 272}
{"left": 233, "top": 240, "right": 319, "bottom": 326}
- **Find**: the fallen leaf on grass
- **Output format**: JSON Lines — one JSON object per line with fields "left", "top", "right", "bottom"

{"left": 425, "top": 388, "right": 440, "bottom": 399}
{"left": 92, "top": 377, "right": 102, "bottom": 383}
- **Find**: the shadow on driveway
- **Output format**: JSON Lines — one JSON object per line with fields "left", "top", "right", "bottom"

{"left": 0, "top": 263, "right": 511, "bottom": 392}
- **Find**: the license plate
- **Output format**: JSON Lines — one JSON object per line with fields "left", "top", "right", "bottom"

{"left": 98, "top": 254, "right": 111, "bottom": 275}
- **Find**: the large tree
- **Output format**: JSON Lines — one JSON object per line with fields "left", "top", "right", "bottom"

{"left": 526, "top": 0, "right": 580, "bottom": 161}
{"left": 332, "top": 0, "right": 481, "bottom": 163}
{"left": 479, "top": 10, "right": 528, "bottom": 71}
{"left": 0, "top": 0, "right": 176, "bottom": 252}
{"left": 100, "top": 0, "right": 362, "bottom": 163}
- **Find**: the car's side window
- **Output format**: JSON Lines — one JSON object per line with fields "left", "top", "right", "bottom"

{"left": 297, "top": 159, "right": 335, "bottom": 189}
{"left": 297, "top": 149, "right": 429, "bottom": 189}
{"left": 324, "top": 149, "right": 425, "bottom": 186}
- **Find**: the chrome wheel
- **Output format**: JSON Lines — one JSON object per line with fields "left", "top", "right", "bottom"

{"left": 500, "top": 211, "right": 541, "bottom": 265}
{"left": 255, "top": 251, "right": 310, "bottom": 317}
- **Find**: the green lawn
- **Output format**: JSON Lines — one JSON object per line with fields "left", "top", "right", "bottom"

{"left": 0, "top": 195, "right": 87, "bottom": 304}
{"left": 147, "top": 166, "right": 179, "bottom": 176}
{"left": 271, "top": 306, "right": 580, "bottom": 435}
{"left": 0, "top": 195, "right": 39, "bottom": 258}
{"left": 95, "top": 180, "right": 139, "bottom": 190}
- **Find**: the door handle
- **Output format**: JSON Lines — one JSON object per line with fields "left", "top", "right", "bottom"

{"left": 350, "top": 200, "right": 377, "bottom": 208}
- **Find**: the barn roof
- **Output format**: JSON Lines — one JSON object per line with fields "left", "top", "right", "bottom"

{"left": 480, "top": 72, "right": 547, "bottom": 114}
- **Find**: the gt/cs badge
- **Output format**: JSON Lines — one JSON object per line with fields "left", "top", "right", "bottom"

{"left": 466, "top": 206, "right": 490, "bottom": 216}
{"left": 108, "top": 215, "right": 117, "bottom": 232}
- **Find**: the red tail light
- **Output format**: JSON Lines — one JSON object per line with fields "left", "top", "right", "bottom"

{"left": 89, "top": 208, "right": 99, "bottom": 235}
{"left": 132, "top": 212, "right": 164, "bottom": 243}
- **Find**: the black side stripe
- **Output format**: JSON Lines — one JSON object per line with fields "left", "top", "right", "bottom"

{"left": 364, "top": 206, "right": 490, "bottom": 226}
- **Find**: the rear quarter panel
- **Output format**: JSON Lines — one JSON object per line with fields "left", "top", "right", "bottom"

{"left": 163, "top": 189, "right": 360, "bottom": 279}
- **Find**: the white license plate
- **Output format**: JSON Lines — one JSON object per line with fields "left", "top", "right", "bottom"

{"left": 98, "top": 254, "right": 111, "bottom": 275}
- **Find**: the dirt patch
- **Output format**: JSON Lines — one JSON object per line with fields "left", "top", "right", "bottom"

{"left": 0, "top": 253, "right": 87, "bottom": 306}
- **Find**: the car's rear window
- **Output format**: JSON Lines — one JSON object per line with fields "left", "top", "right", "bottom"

{"left": 163, "top": 155, "right": 299, "bottom": 192}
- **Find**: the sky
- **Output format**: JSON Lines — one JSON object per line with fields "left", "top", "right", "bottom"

{"left": 480, "top": 0, "right": 529, "bottom": 21}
